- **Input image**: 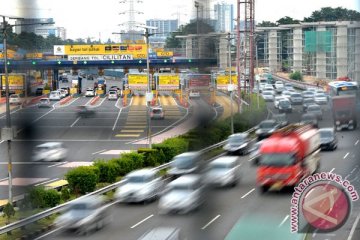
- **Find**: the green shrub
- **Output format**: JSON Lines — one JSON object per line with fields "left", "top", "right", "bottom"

{"left": 289, "top": 71, "right": 303, "bottom": 81}
{"left": 28, "top": 187, "right": 47, "bottom": 208}
{"left": 44, "top": 189, "right": 61, "bottom": 207}
{"left": 65, "top": 166, "right": 99, "bottom": 195}
{"left": 61, "top": 187, "right": 71, "bottom": 201}
{"left": 111, "top": 152, "right": 144, "bottom": 176}
{"left": 94, "top": 160, "right": 119, "bottom": 183}
{"left": 3, "top": 203, "right": 15, "bottom": 223}
{"left": 162, "top": 137, "right": 189, "bottom": 154}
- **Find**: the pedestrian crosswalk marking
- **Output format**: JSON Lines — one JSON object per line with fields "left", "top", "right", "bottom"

{"left": 115, "top": 134, "right": 141, "bottom": 137}
{"left": 121, "top": 129, "right": 144, "bottom": 133}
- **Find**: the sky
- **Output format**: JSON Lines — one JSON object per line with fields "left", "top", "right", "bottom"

{"left": 0, "top": 0, "right": 359, "bottom": 41}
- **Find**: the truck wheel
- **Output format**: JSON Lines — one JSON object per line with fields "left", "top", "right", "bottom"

{"left": 258, "top": 186, "right": 267, "bottom": 194}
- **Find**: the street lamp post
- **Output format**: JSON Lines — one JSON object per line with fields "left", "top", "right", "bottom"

{"left": 227, "top": 32, "right": 234, "bottom": 134}
{"left": 194, "top": 1, "right": 200, "bottom": 59}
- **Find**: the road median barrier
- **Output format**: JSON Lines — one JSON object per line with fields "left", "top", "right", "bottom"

{"left": 59, "top": 96, "right": 72, "bottom": 105}
{"left": 90, "top": 96, "right": 100, "bottom": 105}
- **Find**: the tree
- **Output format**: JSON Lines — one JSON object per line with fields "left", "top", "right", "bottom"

{"left": 304, "top": 7, "right": 360, "bottom": 22}
{"left": 3, "top": 203, "right": 15, "bottom": 224}
{"left": 276, "top": 16, "right": 300, "bottom": 25}
{"left": 256, "top": 21, "right": 277, "bottom": 27}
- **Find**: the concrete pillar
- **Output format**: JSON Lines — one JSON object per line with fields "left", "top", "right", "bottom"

{"left": 219, "top": 35, "right": 228, "bottom": 69}
{"left": 336, "top": 26, "right": 348, "bottom": 78}
{"left": 185, "top": 38, "right": 193, "bottom": 58}
{"left": 268, "top": 30, "right": 278, "bottom": 73}
{"left": 293, "top": 28, "right": 303, "bottom": 72}
{"left": 355, "top": 29, "right": 360, "bottom": 82}
{"left": 316, "top": 27, "right": 326, "bottom": 79}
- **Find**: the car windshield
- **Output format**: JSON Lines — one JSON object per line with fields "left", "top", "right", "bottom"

{"left": 172, "top": 155, "right": 196, "bottom": 169}
{"left": 308, "top": 105, "right": 320, "bottom": 111}
{"left": 170, "top": 183, "right": 196, "bottom": 192}
{"left": 302, "top": 115, "right": 315, "bottom": 121}
{"left": 259, "top": 153, "right": 295, "bottom": 166}
{"left": 315, "top": 94, "right": 326, "bottom": 97}
{"left": 259, "top": 121, "right": 275, "bottom": 128}
{"left": 127, "top": 175, "right": 150, "bottom": 183}
{"left": 291, "top": 93, "right": 301, "bottom": 97}
{"left": 209, "top": 163, "right": 231, "bottom": 170}
{"left": 109, "top": 91, "right": 116, "bottom": 94}
{"left": 228, "top": 135, "right": 245, "bottom": 144}
{"left": 262, "top": 91, "right": 272, "bottom": 95}
{"left": 304, "top": 99, "right": 314, "bottom": 104}
{"left": 40, "top": 99, "right": 49, "bottom": 103}
{"left": 320, "top": 130, "right": 333, "bottom": 138}
{"left": 336, "top": 110, "right": 350, "bottom": 117}
{"left": 279, "top": 100, "right": 290, "bottom": 106}
{"left": 10, "top": 95, "right": 18, "bottom": 98}
{"left": 152, "top": 109, "right": 162, "bottom": 114}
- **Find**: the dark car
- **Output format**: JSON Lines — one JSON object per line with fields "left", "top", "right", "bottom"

{"left": 272, "top": 113, "right": 288, "bottom": 128}
{"left": 319, "top": 128, "right": 337, "bottom": 151}
{"left": 35, "top": 87, "right": 44, "bottom": 96}
{"left": 223, "top": 133, "right": 251, "bottom": 155}
{"left": 61, "top": 87, "right": 70, "bottom": 96}
{"left": 278, "top": 99, "right": 292, "bottom": 113}
{"left": 76, "top": 105, "right": 95, "bottom": 118}
{"left": 300, "top": 113, "right": 318, "bottom": 128}
{"left": 302, "top": 98, "right": 316, "bottom": 112}
{"left": 255, "top": 119, "right": 281, "bottom": 140}
{"left": 87, "top": 75, "right": 94, "bottom": 80}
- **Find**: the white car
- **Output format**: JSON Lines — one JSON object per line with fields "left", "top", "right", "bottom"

{"left": 115, "top": 169, "right": 164, "bottom": 203}
{"left": 32, "top": 142, "right": 68, "bottom": 162}
{"left": 275, "top": 81, "right": 284, "bottom": 89}
{"left": 205, "top": 156, "right": 241, "bottom": 187}
{"left": 85, "top": 88, "right": 95, "bottom": 97}
{"left": 307, "top": 87, "right": 317, "bottom": 93}
{"left": 108, "top": 90, "right": 118, "bottom": 100}
{"left": 314, "top": 93, "right": 328, "bottom": 105}
{"left": 281, "top": 90, "right": 292, "bottom": 100}
{"left": 261, "top": 91, "right": 274, "bottom": 101}
{"left": 189, "top": 90, "right": 200, "bottom": 98}
{"left": 158, "top": 175, "right": 204, "bottom": 214}
{"left": 9, "top": 94, "right": 22, "bottom": 105}
{"left": 38, "top": 98, "right": 51, "bottom": 108}
{"left": 274, "top": 96, "right": 286, "bottom": 108}
{"left": 49, "top": 91, "right": 61, "bottom": 101}
{"left": 59, "top": 89, "right": 67, "bottom": 98}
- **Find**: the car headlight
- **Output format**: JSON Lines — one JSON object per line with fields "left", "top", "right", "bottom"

{"left": 223, "top": 144, "right": 230, "bottom": 150}
{"left": 336, "top": 121, "right": 340, "bottom": 125}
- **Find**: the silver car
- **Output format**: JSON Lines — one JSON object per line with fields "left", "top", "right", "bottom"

{"left": 205, "top": 156, "right": 241, "bottom": 187}
{"left": 158, "top": 174, "right": 204, "bottom": 214}
{"left": 290, "top": 93, "right": 303, "bottom": 104}
{"left": 301, "top": 91, "right": 315, "bottom": 99}
{"left": 306, "top": 104, "right": 323, "bottom": 120}
{"left": 223, "top": 133, "right": 251, "bottom": 155}
{"left": 115, "top": 169, "right": 164, "bottom": 203}
{"left": 314, "top": 93, "right": 327, "bottom": 105}
{"left": 38, "top": 98, "right": 51, "bottom": 108}
{"left": 261, "top": 91, "right": 274, "bottom": 102}
{"left": 168, "top": 152, "right": 201, "bottom": 177}
{"left": 108, "top": 90, "right": 118, "bottom": 100}
{"left": 151, "top": 107, "right": 165, "bottom": 120}
{"left": 32, "top": 142, "right": 67, "bottom": 162}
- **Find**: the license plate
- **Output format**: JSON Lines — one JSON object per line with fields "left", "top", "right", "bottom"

{"left": 271, "top": 182, "right": 283, "bottom": 190}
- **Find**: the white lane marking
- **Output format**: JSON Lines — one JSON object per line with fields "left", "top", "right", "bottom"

{"left": 201, "top": 215, "right": 221, "bottom": 230}
{"left": 70, "top": 117, "right": 81, "bottom": 128}
{"left": 278, "top": 215, "right": 289, "bottom": 227}
{"left": 0, "top": 140, "right": 4, "bottom": 145}
{"left": 347, "top": 212, "right": 360, "bottom": 240}
{"left": 85, "top": 97, "right": 95, "bottom": 106}
{"left": 31, "top": 107, "right": 55, "bottom": 124}
{"left": 0, "top": 107, "right": 22, "bottom": 119}
{"left": 112, "top": 108, "right": 123, "bottom": 131}
{"left": 115, "top": 97, "right": 122, "bottom": 110}
{"left": 344, "top": 152, "right": 349, "bottom": 159}
{"left": 35, "top": 178, "right": 59, "bottom": 186}
{"left": 48, "top": 162, "right": 68, "bottom": 168}
{"left": 92, "top": 149, "right": 107, "bottom": 155}
{"left": 330, "top": 168, "right": 335, "bottom": 173}
{"left": 241, "top": 188, "right": 255, "bottom": 199}
{"left": 130, "top": 214, "right": 154, "bottom": 229}
{"left": 355, "top": 140, "right": 359, "bottom": 146}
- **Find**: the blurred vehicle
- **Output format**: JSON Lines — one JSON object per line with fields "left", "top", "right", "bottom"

{"left": 205, "top": 156, "right": 241, "bottom": 187}
{"left": 301, "top": 113, "right": 318, "bottom": 128}
{"left": 189, "top": 90, "right": 200, "bottom": 98}
{"left": 115, "top": 169, "right": 164, "bottom": 203}
{"left": 306, "top": 104, "right": 323, "bottom": 120}
{"left": 223, "top": 133, "right": 251, "bottom": 155}
{"left": 59, "top": 89, "right": 67, "bottom": 98}
{"left": 301, "top": 90, "right": 315, "bottom": 99}
{"left": 306, "top": 87, "right": 317, "bottom": 93}
{"left": 261, "top": 91, "right": 274, "bottom": 102}
{"left": 76, "top": 105, "right": 95, "bottom": 118}
{"left": 274, "top": 96, "right": 286, "bottom": 109}
{"left": 302, "top": 98, "right": 315, "bottom": 112}
{"left": 263, "top": 85, "right": 275, "bottom": 95}
{"left": 249, "top": 140, "right": 264, "bottom": 165}
{"left": 138, "top": 227, "right": 184, "bottom": 240}
{"left": 168, "top": 152, "right": 201, "bottom": 178}
{"left": 110, "top": 86, "right": 122, "bottom": 97}
{"left": 9, "top": 94, "right": 22, "bottom": 105}
{"left": 108, "top": 90, "right": 118, "bottom": 100}
{"left": 319, "top": 128, "right": 337, "bottom": 151}
{"left": 32, "top": 142, "right": 67, "bottom": 162}
{"left": 35, "top": 87, "right": 43, "bottom": 96}
{"left": 49, "top": 90, "right": 61, "bottom": 101}
{"left": 38, "top": 98, "right": 51, "bottom": 108}
{"left": 158, "top": 174, "right": 204, "bottom": 214}
{"left": 275, "top": 86, "right": 284, "bottom": 94}
{"left": 284, "top": 83, "right": 294, "bottom": 91}
{"left": 289, "top": 92, "right": 303, "bottom": 104}
{"left": 87, "top": 74, "right": 94, "bottom": 80}
{"left": 314, "top": 93, "right": 328, "bottom": 105}
{"left": 61, "top": 87, "right": 70, "bottom": 96}
{"left": 256, "top": 124, "right": 320, "bottom": 193}
{"left": 54, "top": 196, "right": 111, "bottom": 235}
{"left": 332, "top": 95, "right": 357, "bottom": 131}
{"left": 281, "top": 90, "right": 292, "bottom": 100}
{"left": 278, "top": 99, "right": 292, "bottom": 113}
{"left": 61, "top": 75, "right": 69, "bottom": 83}
{"left": 255, "top": 119, "right": 281, "bottom": 140}
{"left": 274, "top": 81, "right": 284, "bottom": 89}
{"left": 151, "top": 107, "right": 165, "bottom": 120}
{"left": 85, "top": 88, "right": 95, "bottom": 97}
{"left": 272, "top": 113, "right": 288, "bottom": 128}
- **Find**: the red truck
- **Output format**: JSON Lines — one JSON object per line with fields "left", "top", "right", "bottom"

{"left": 332, "top": 95, "right": 357, "bottom": 131}
{"left": 256, "top": 124, "right": 321, "bottom": 193}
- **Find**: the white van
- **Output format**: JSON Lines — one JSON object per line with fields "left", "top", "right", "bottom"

{"left": 49, "top": 91, "right": 61, "bottom": 101}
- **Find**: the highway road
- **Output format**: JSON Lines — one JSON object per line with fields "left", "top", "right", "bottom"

{"left": 37, "top": 92, "right": 360, "bottom": 240}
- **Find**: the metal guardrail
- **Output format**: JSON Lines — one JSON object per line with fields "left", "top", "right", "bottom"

{"left": 0, "top": 128, "right": 255, "bottom": 235}
{"left": 273, "top": 75, "right": 323, "bottom": 91}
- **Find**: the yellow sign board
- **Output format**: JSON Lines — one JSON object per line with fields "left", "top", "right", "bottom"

{"left": 159, "top": 75, "right": 180, "bottom": 85}
{"left": 26, "top": 53, "right": 43, "bottom": 59}
{"left": 128, "top": 75, "right": 148, "bottom": 85}
{"left": 156, "top": 51, "right": 174, "bottom": 57}
{"left": 1, "top": 75, "right": 25, "bottom": 90}
{"left": 54, "top": 44, "right": 147, "bottom": 59}
{"left": 216, "top": 75, "right": 238, "bottom": 85}
{"left": 0, "top": 52, "right": 15, "bottom": 59}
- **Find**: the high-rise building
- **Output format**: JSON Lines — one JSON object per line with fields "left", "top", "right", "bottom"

{"left": 14, "top": 18, "right": 54, "bottom": 34}
{"left": 146, "top": 19, "right": 179, "bottom": 43}
{"left": 214, "top": 3, "right": 234, "bottom": 32}
{"left": 35, "top": 27, "right": 67, "bottom": 40}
